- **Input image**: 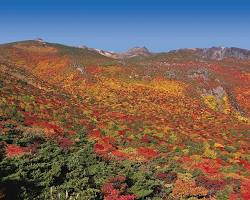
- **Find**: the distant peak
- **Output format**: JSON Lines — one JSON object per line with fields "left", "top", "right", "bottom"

{"left": 79, "top": 45, "right": 88, "bottom": 49}
{"left": 127, "top": 46, "right": 149, "bottom": 52}
{"left": 198, "top": 46, "right": 250, "bottom": 60}
{"left": 35, "top": 38, "right": 45, "bottom": 43}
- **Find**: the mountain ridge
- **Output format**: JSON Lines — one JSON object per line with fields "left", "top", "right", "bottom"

{"left": 2, "top": 39, "right": 250, "bottom": 60}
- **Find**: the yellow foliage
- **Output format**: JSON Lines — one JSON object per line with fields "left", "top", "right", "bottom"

{"left": 203, "top": 94, "right": 231, "bottom": 114}
{"left": 182, "top": 149, "right": 189, "bottom": 155}
{"left": 235, "top": 112, "right": 250, "bottom": 124}
{"left": 203, "top": 95, "right": 217, "bottom": 110}
{"left": 121, "top": 147, "right": 136, "bottom": 154}
{"left": 191, "top": 155, "right": 202, "bottom": 162}
{"left": 101, "top": 78, "right": 122, "bottom": 90}
{"left": 203, "top": 142, "right": 217, "bottom": 159}
{"left": 149, "top": 79, "right": 186, "bottom": 96}
{"left": 222, "top": 95, "right": 231, "bottom": 114}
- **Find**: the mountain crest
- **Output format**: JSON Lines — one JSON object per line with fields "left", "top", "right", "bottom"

{"left": 198, "top": 46, "right": 250, "bottom": 60}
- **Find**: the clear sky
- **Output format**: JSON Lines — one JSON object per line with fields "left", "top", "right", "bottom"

{"left": 0, "top": 0, "right": 249, "bottom": 52}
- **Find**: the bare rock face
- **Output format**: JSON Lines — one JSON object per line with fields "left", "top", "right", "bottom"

{"left": 188, "top": 67, "right": 210, "bottom": 81}
{"left": 124, "top": 47, "right": 151, "bottom": 57}
{"left": 201, "top": 86, "right": 230, "bottom": 113}
{"left": 197, "top": 47, "right": 250, "bottom": 60}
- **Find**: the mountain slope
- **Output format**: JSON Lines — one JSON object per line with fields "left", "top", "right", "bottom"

{"left": 0, "top": 40, "right": 250, "bottom": 199}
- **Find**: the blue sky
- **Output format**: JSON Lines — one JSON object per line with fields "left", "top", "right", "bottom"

{"left": 0, "top": 0, "right": 249, "bottom": 52}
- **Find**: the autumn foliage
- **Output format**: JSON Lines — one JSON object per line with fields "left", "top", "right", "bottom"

{"left": 0, "top": 41, "right": 250, "bottom": 199}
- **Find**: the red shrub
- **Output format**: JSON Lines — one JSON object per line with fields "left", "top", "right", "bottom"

{"left": 156, "top": 172, "right": 177, "bottom": 183}
{"left": 195, "top": 160, "right": 221, "bottom": 175}
{"left": 94, "top": 143, "right": 105, "bottom": 151}
{"left": 156, "top": 172, "right": 167, "bottom": 180}
{"left": 118, "top": 130, "right": 127, "bottom": 136}
{"left": 141, "top": 135, "right": 151, "bottom": 143}
{"left": 137, "top": 147, "right": 159, "bottom": 159}
{"left": 241, "top": 180, "right": 250, "bottom": 200}
{"left": 58, "top": 137, "right": 74, "bottom": 150}
{"left": 25, "top": 118, "right": 63, "bottom": 136}
{"left": 238, "top": 159, "right": 250, "bottom": 170}
{"left": 101, "top": 175, "right": 136, "bottom": 200}
{"left": 229, "top": 193, "right": 240, "bottom": 200}
{"left": 89, "top": 129, "right": 102, "bottom": 139}
{"left": 179, "top": 156, "right": 192, "bottom": 163}
{"left": 67, "top": 130, "right": 77, "bottom": 135}
{"left": 111, "top": 150, "right": 128, "bottom": 159}
{"left": 6, "top": 144, "right": 26, "bottom": 157}
{"left": 195, "top": 176, "right": 226, "bottom": 195}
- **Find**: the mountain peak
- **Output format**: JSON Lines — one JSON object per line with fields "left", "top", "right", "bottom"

{"left": 88, "top": 46, "right": 151, "bottom": 59}
{"left": 35, "top": 38, "right": 46, "bottom": 43}
{"left": 198, "top": 46, "right": 250, "bottom": 60}
{"left": 123, "top": 46, "right": 151, "bottom": 58}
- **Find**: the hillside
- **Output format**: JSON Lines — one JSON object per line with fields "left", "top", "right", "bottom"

{"left": 0, "top": 40, "right": 250, "bottom": 200}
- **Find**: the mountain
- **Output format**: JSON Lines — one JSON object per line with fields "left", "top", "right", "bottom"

{"left": 121, "top": 46, "right": 151, "bottom": 58}
{"left": 196, "top": 47, "right": 250, "bottom": 60}
{"left": 0, "top": 40, "right": 250, "bottom": 199}
{"left": 86, "top": 45, "right": 250, "bottom": 61}
{"left": 83, "top": 46, "right": 151, "bottom": 59}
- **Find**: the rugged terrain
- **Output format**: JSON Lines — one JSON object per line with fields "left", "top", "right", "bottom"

{"left": 0, "top": 40, "right": 249, "bottom": 200}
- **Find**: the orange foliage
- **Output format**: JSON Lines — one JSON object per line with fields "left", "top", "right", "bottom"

{"left": 172, "top": 177, "right": 208, "bottom": 199}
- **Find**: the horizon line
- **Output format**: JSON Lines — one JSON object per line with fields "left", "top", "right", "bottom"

{"left": 1, "top": 38, "right": 250, "bottom": 53}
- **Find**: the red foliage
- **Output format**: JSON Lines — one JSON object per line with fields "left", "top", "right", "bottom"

{"left": 141, "top": 134, "right": 151, "bottom": 143}
{"left": 6, "top": 144, "right": 26, "bottom": 157}
{"left": 94, "top": 140, "right": 114, "bottom": 158}
{"left": 238, "top": 159, "right": 250, "bottom": 170}
{"left": 25, "top": 118, "right": 63, "bottom": 136}
{"left": 196, "top": 176, "right": 226, "bottom": 194}
{"left": 118, "top": 130, "right": 127, "bottom": 136}
{"left": 89, "top": 129, "right": 102, "bottom": 139}
{"left": 57, "top": 137, "right": 74, "bottom": 150}
{"left": 229, "top": 180, "right": 250, "bottom": 200}
{"left": 111, "top": 150, "right": 128, "bottom": 159}
{"left": 229, "top": 193, "right": 240, "bottom": 200}
{"left": 179, "top": 156, "right": 192, "bottom": 163}
{"left": 86, "top": 66, "right": 103, "bottom": 75}
{"left": 155, "top": 172, "right": 167, "bottom": 180}
{"left": 102, "top": 136, "right": 116, "bottom": 145}
{"left": 241, "top": 180, "right": 250, "bottom": 200}
{"left": 101, "top": 175, "right": 136, "bottom": 200}
{"left": 67, "top": 130, "right": 77, "bottom": 135}
{"left": 95, "top": 143, "right": 105, "bottom": 151}
{"left": 137, "top": 147, "right": 159, "bottom": 159}
{"left": 195, "top": 160, "right": 221, "bottom": 175}
{"left": 110, "top": 175, "right": 126, "bottom": 183}
{"left": 156, "top": 172, "right": 177, "bottom": 183}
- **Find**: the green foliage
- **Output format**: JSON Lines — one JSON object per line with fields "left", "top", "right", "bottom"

{"left": 216, "top": 187, "right": 230, "bottom": 200}
{"left": 185, "top": 140, "right": 204, "bottom": 155}
{"left": 0, "top": 141, "right": 113, "bottom": 199}
{"left": 127, "top": 171, "right": 161, "bottom": 198}
{"left": 224, "top": 145, "right": 237, "bottom": 153}
{"left": 168, "top": 133, "right": 177, "bottom": 144}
